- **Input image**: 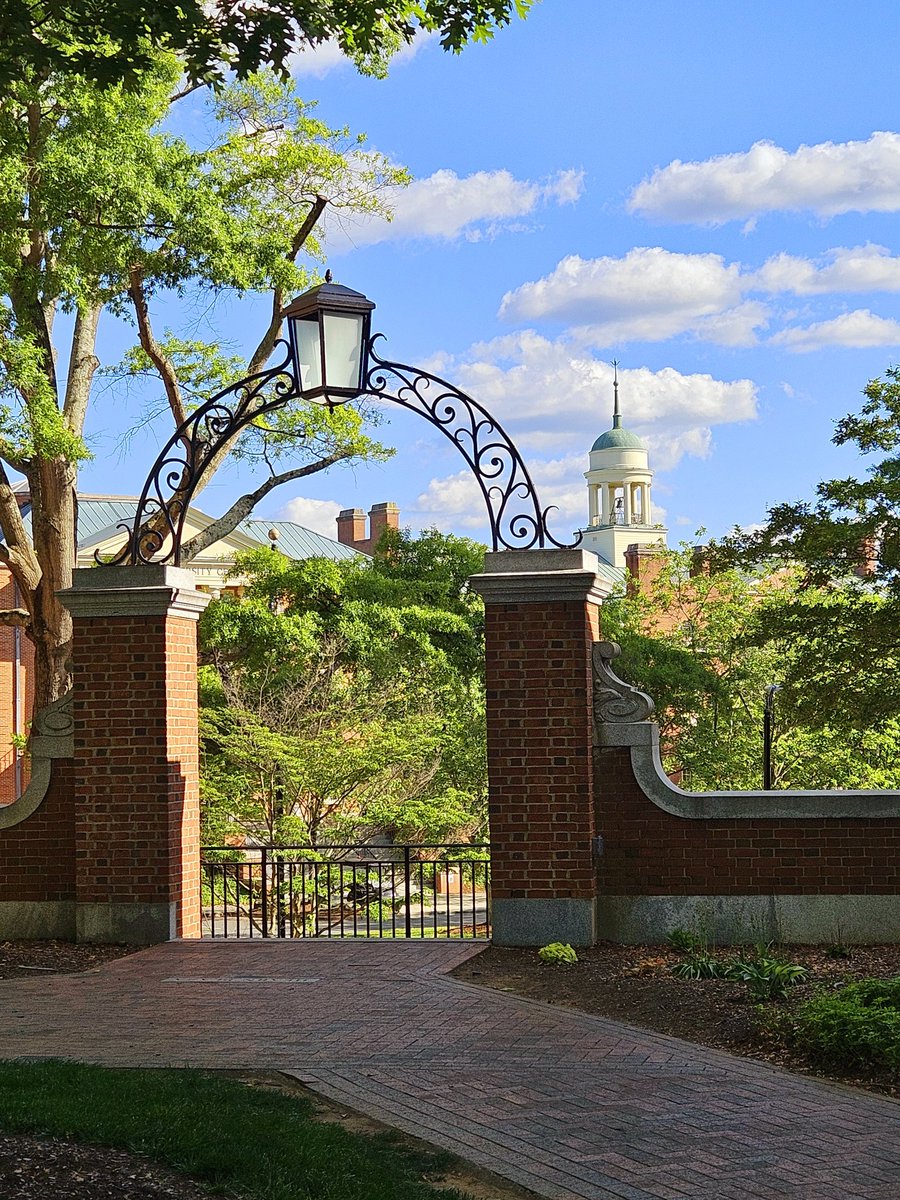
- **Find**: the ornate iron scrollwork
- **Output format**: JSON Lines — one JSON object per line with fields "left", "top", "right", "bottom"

{"left": 592, "top": 641, "right": 655, "bottom": 724}
{"left": 364, "top": 339, "right": 580, "bottom": 553}
{"left": 112, "top": 333, "right": 581, "bottom": 566}
{"left": 106, "top": 343, "right": 297, "bottom": 567}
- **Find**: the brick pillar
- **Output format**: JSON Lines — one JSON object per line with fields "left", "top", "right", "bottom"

{"left": 58, "top": 566, "right": 210, "bottom": 944}
{"left": 469, "top": 549, "right": 612, "bottom": 945}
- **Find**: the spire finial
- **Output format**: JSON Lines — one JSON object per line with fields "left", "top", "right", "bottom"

{"left": 324, "top": 269, "right": 333, "bottom": 283}
{"left": 611, "top": 359, "right": 621, "bottom": 428}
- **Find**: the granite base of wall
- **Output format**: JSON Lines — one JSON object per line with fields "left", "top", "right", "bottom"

{"left": 491, "top": 898, "right": 596, "bottom": 946}
{"left": 0, "top": 901, "right": 76, "bottom": 940}
{"left": 0, "top": 900, "right": 184, "bottom": 944}
{"left": 75, "top": 902, "right": 179, "bottom": 945}
{"left": 596, "top": 893, "right": 900, "bottom": 945}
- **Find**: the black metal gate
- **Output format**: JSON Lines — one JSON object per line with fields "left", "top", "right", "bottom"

{"left": 201, "top": 843, "right": 490, "bottom": 940}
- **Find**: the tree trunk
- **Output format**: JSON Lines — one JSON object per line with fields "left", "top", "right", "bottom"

{"left": 28, "top": 456, "right": 77, "bottom": 707}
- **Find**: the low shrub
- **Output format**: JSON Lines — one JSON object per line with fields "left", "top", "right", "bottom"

{"left": 538, "top": 942, "right": 578, "bottom": 965}
{"left": 791, "top": 978, "right": 900, "bottom": 1074}
{"left": 667, "top": 927, "right": 705, "bottom": 954}
{"left": 671, "top": 953, "right": 725, "bottom": 980}
{"left": 727, "top": 956, "right": 808, "bottom": 1002}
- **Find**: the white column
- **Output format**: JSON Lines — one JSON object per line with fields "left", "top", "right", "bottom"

{"left": 623, "top": 483, "right": 632, "bottom": 526}
{"left": 644, "top": 484, "right": 652, "bottom": 525}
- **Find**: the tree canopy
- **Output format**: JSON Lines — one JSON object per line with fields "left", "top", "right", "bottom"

{"left": 1, "top": 1, "right": 533, "bottom": 89}
{"left": 199, "top": 529, "right": 487, "bottom": 847}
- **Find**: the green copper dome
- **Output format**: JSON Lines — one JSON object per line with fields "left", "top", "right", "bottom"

{"left": 591, "top": 426, "right": 646, "bottom": 452}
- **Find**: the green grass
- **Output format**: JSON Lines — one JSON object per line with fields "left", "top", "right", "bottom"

{"left": 0, "top": 1061, "right": 473, "bottom": 1200}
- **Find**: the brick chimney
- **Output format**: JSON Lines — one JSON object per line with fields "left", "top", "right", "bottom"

{"left": 854, "top": 534, "right": 879, "bottom": 579}
{"left": 335, "top": 503, "right": 400, "bottom": 554}
{"left": 367, "top": 502, "right": 400, "bottom": 549}
{"left": 336, "top": 508, "right": 367, "bottom": 549}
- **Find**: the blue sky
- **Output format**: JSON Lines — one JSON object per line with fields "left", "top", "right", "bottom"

{"left": 81, "top": 0, "right": 900, "bottom": 550}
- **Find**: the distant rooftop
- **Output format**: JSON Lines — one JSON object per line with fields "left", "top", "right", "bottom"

{"left": 18, "top": 494, "right": 365, "bottom": 562}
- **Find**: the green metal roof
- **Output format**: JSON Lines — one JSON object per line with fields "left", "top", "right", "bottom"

{"left": 240, "top": 519, "right": 364, "bottom": 561}
{"left": 591, "top": 427, "right": 646, "bottom": 452}
{"left": 20, "top": 496, "right": 362, "bottom": 562}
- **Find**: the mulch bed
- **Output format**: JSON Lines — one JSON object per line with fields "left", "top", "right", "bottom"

{"left": 0, "top": 1132, "right": 213, "bottom": 1199}
{"left": 452, "top": 941, "right": 900, "bottom": 1098}
{"left": 0, "top": 940, "right": 138, "bottom": 981}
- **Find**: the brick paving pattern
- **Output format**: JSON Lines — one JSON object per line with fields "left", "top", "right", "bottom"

{"left": 0, "top": 940, "right": 897, "bottom": 1199}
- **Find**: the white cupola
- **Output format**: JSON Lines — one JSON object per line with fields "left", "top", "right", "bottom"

{"left": 579, "top": 367, "right": 668, "bottom": 570}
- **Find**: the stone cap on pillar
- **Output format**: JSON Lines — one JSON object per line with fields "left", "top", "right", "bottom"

{"left": 58, "top": 564, "right": 211, "bottom": 620}
{"left": 469, "top": 548, "right": 613, "bottom": 605}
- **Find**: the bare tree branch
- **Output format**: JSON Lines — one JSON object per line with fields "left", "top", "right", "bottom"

{"left": 128, "top": 265, "right": 187, "bottom": 426}
{"left": 245, "top": 194, "right": 328, "bottom": 378}
{"left": 181, "top": 451, "right": 353, "bottom": 561}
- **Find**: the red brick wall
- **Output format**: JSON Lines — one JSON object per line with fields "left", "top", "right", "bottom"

{"left": 0, "top": 758, "right": 75, "bottom": 903}
{"left": 596, "top": 746, "right": 900, "bottom": 895}
{"left": 0, "top": 565, "right": 33, "bottom": 806}
{"left": 485, "top": 598, "right": 600, "bottom": 903}
{"left": 73, "top": 613, "right": 201, "bottom": 937}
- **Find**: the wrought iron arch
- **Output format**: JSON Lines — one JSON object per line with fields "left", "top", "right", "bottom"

{"left": 108, "top": 335, "right": 581, "bottom": 566}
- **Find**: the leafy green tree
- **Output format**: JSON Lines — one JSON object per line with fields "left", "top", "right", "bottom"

{"left": 1, "top": 2, "right": 534, "bottom": 89}
{"left": 602, "top": 545, "right": 900, "bottom": 791}
{"left": 713, "top": 368, "right": 900, "bottom": 729}
{"left": 0, "top": 54, "right": 402, "bottom": 707}
{"left": 199, "top": 529, "right": 488, "bottom": 846}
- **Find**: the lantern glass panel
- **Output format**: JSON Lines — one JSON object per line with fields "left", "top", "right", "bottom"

{"left": 322, "top": 312, "right": 364, "bottom": 391}
{"left": 294, "top": 316, "right": 322, "bottom": 392}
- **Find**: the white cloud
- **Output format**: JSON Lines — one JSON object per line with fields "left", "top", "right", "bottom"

{"left": 495, "top": 244, "right": 900, "bottom": 349}
{"left": 276, "top": 496, "right": 343, "bottom": 536}
{"left": 327, "top": 168, "right": 584, "bottom": 250}
{"left": 412, "top": 471, "right": 486, "bottom": 532}
{"left": 754, "top": 244, "right": 900, "bottom": 295}
{"left": 436, "top": 332, "right": 757, "bottom": 465}
{"left": 499, "top": 248, "right": 748, "bottom": 343}
{"left": 628, "top": 132, "right": 900, "bottom": 224}
{"left": 770, "top": 309, "right": 900, "bottom": 352}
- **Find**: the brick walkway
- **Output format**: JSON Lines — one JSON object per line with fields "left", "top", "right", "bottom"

{"left": 0, "top": 940, "right": 898, "bottom": 1199}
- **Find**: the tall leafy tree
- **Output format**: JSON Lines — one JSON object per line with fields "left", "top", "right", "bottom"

{"left": 0, "top": 53, "right": 403, "bottom": 708}
{"left": 712, "top": 368, "right": 900, "bottom": 729}
{"left": 199, "top": 530, "right": 487, "bottom": 846}
{"left": 0, "top": 2, "right": 534, "bottom": 89}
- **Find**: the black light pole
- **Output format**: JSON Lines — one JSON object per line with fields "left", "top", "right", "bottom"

{"left": 763, "top": 684, "right": 780, "bottom": 790}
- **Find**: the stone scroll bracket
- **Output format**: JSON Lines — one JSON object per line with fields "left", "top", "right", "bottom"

{"left": 0, "top": 690, "right": 73, "bottom": 830}
{"left": 592, "top": 641, "right": 654, "bottom": 727}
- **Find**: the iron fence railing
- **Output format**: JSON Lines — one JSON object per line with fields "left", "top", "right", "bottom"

{"left": 201, "top": 843, "right": 490, "bottom": 940}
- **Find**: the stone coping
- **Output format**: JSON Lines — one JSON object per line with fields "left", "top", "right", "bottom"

{"left": 597, "top": 720, "right": 900, "bottom": 819}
